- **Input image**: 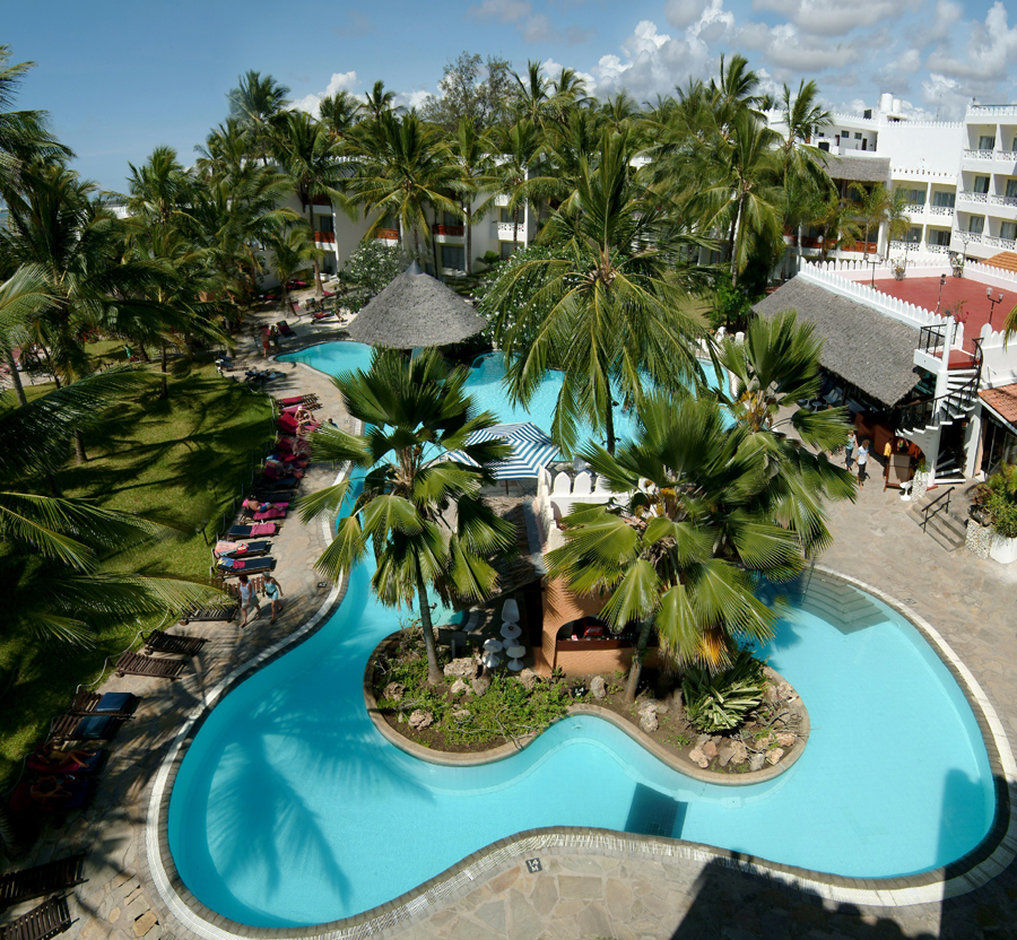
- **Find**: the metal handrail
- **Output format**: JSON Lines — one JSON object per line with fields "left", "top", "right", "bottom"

{"left": 894, "top": 338, "right": 983, "bottom": 433}
{"left": 921, "top": 486, "right": 955, "bottom": 532}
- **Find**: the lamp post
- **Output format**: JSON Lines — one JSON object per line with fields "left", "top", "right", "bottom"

{"left": 865, "top": 253, "right": 883, "bottom": 287}
{"left": 936, "top": 273, "right": 947, "bottom": 314}
{"left": 987, "top": 287, "right": 1005, "bottom": 327}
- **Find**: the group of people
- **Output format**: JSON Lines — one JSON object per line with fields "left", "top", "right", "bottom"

{"left": 260, "top": 324, "right": 281, "bottom": 358}
{"left": 236, "top": 572, "right": 282, "bottom": 628}
{"left": 844, "top": 430, "right": 871, "bottom": 485}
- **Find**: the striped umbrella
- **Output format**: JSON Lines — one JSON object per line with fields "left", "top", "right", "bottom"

{"left": 445, "top": 422, "right": 559, "bottom": 480}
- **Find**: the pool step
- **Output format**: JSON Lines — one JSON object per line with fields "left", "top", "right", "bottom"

{"left": 797, "top": 579, "right": 885, "bottom": 632}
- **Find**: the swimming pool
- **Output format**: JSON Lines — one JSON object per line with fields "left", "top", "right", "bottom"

{"left": 165, "top": 342, "right": 997, "bottom": 927}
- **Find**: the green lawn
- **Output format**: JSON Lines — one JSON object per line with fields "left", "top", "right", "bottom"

{"left": 0, "top": 357, "right": 275, "bottom": 786}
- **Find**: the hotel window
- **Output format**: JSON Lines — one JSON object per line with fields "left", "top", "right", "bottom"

{"left": 973, "top": 175, "right": 990, "bottom": 194}
{"left": 854, "top": 132, "right": 862, "bottom": 139}
{"left": 1001, "top": 222, "right": 1017, "bottom": 241}
{"left": 441, "top": 211, "right": 459, "bottom": 227}
{"left": 499, "top": 241, "right": 516, "bottom": 261}
{"left": 930, "top": 230, "right": 951, "bottom": 246}
{"left": 440, "top": 244, "right": 465, "bottom": 271}
{"left": 968, "top": 216, "right": 985, "bottom": 234}
{"left": 499, "top": 207, "right": 514, "bottom": 224}
{"left": 978, "top": 135, "right": 996, "bottom": 150}
{"left": 932, "top": 190, "right": 956, "bottom": 207}
{"left": 1006, "top": 179, "right": 1017, "bottom": 198}
{"left": 900, "top": 187, "right": 925, "bottom": 205}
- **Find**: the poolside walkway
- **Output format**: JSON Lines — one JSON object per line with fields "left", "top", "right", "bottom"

{"left": 6, "top": 331, "right": 1017, "bottom": 936}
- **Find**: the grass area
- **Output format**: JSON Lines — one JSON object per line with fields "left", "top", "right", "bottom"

{"left": 0, "top": 356, "right": 275, "bottom": 787}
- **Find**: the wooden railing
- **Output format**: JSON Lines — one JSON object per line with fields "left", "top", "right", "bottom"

{"left": 432, "top": 224, "right": 464, "bottom": 237}
{"left": 374, "top": 228, "right": 399, "bottom": 240}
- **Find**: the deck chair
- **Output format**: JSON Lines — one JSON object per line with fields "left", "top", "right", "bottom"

{"left": 0, "top": 857, "right": 85, "bottom": 910}
{"left": 227, "top": 522, "right": 277, "bottom": 539}
{"left": 113, "top": 652, "right": 187, "bottom": 680}
{"left": 178, "top": 603, "right": 238, "bottom": 624}
{"left": 884, "top": 453, "right": 913, "bottom": 491}
{"left": 276, "top": 320, "right": 295, "bottom": 337}
{"left": 65, "top": 691, "right": 138, "bottom": 718}
{"left": 0, "top": 894, "right": 74, "bottom": 939}
{"left": 213, "top": 539, "right": 272, "bottom": 558}
{"left": 142, "top": 630, "right": 207, "bottom": 657}
{"left": 216, "top": 555, "right": 276, "bottom": 575}
{"left": 48, "top": 712, "right": 124, "bottom": 743}
{"left": 276, "top": 394, "right": 320, "bottom": 408}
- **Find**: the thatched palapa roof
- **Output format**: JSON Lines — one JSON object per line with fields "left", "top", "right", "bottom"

{"left": 753, "top": 277, "right": 921, "bottom": 408}
{"left": 346, "top": 262, "right": 488, "bottom": 349}
{"left": 824, "top": 154, "right": 891, "bottom": 183}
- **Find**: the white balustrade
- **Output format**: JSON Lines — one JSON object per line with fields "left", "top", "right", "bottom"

{"left": 572, "top": 471, "right": 592, "bottom": 496}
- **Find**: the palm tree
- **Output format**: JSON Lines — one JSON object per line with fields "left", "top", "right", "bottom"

{"left": 449, "top": 117, "right": 494, "bottom": 275}
{"left": 362, "top": 80, "right": 398, "bottom": 121}
{"left": 347, "top": 111, "right": 458, "bottom": 268}
{"left": 0, "top": 264, "right": 52, "bottom": 404}
{"left": 512, "top": 61, "right": 552, "bottom": 127}
{"left": 846, "top": 182, "right": 910, "bottom": 255}
{"left": 487, "top": 119, "right": 541, "bottom": 253}
{"left": 548, "top": 393, "right": 802, "bottom": 701}
{"left": 270, "top": 109, "right": 350, "bottom": 294}
{"left": 227, "top": 70, "right": 290, "bottom": 160}
{"left": 298, "top": 349, "right": 515, "bottom": 684}
{"left": 318, "top": 90, "right": 362, "bottom": 141}
{"left": 267, "top": 222, "right": 321, "bottom": 309}
{"left": 484, "top": 130, "right": 710, "bottom": 455}
{"left": 716, "top": 309, "right": 856, "bottom": 552}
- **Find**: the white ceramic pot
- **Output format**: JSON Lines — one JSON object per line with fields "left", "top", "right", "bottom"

{"left": 989, "top": 533, "right": 1017, "bottom": 564}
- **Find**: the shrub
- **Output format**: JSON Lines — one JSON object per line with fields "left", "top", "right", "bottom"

{"left": 682, "top": 650, "right": 767, "bottom": 733}
{"left": 339, "top": 241, "right": 409, "bottom": 311}
{"left": 980, "top": 464, "right": 1017, "bottom": 539}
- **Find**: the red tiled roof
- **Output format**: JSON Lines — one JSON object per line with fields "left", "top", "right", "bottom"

{"left": 985, "top": 252, "right": 1017, "bottom": 274}
{"left": 979, "top": 384, "right": 1017, "bottom": 426}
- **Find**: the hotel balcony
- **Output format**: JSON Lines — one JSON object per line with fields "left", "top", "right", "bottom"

{"left": 373, "top": 228, "right": 400, "bottom": 246}
{"left": 431, "top": 223, "right": 464, "bottom": 243}
{"left": 492, "top": 220, "right": 523, "bottom": 241}
{"left": 314, "top": 231, "right": 336, "bottom": 249}
{"left": 494, "top": 193, "right": 510, "bottom": 208}
{"left": 889, "top": 240, "right": 951, "bottom": 255}
{"left": 958, "top": 191, "right": 1017, "bottom": 220}
{"left": 968, "top": 104, "right": 1017, "bottom": 119}
{"left": 952, "top": 230, "right": 1017, "bottom": 257}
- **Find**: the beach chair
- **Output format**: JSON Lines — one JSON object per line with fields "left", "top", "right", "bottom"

{"left": 213, "top": 539, "right": 272, "bottom": 558}
{"left": 0, "top": 894, "right": 74, "bottom": 939}
{"left": 289, "top": 301, "right": 300, "bottom": 317}
{"left": 277, "top": 320, "right": 295, "bottom": 337}
{"left": 113, "top": 652, "right": 187, "bottom": 680}
{"left": 311, "top": 308, "right": 332, "bottom": 322}
{"left": 227, "top": 522, "right": 277, "bottom": 539}
{"left": 47, "top": 712, "right": 124, "bottom": 743}
{"left": 142, "top": 630, "right": 207, "bottom": 657}
{"left": 178, "top": 603, "right": 238, "bottom": 624}
{"left": 64, "top": 691, "right": 138, "bottom": 718}
{"left": 0, "top": 856, "right": 86, "bottom": 910}
{"left": 216, "top": 556, "right": 276, "bottom": 576}
{"left": 276, "top": 394, "right": 320, "bottom": 408}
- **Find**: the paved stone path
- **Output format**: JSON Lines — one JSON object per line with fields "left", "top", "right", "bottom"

{"left": 4, "top": 330, "right": 1017, "bottom": 937}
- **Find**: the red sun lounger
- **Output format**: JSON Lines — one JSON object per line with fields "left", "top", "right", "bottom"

{"left": 214, "top": 539, "right": 272, "bottom": 558}
{"left": 227, "top": 522, "right": 277, "bottom": 539}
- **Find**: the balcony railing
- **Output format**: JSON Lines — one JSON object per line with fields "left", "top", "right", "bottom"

{"left": 969, "top": 104, "right": 1017, "bottom": 118}
{"left": 314, "top": 231, "right": 335, "bottom": 243}
{"left": 963, "top": 149, "right": 996, "bottom": 159}
{"left": 904, "top": 203, "right": 926, "bottom": 214}
{"left": 838, "top": 240, "right": 878, "bottom": 254}
{"left": 374, "top": 228, "right": 399, "bottom": 240}
{"left": 959, "top": 190, "right": 989, "bottom": 203}
{"left": 956, "top": 231, "right": 1017, "bottom": 250}
{"left": 928, "top": 204, "right": 954, "bottom": 215}
{"left": 926, "top": 243, "right": 951, "bottom": 253}
{"left": 431, "top": 224, "right": 464, "bottom": 237}
{"left": 988, "top": 193, "right": 1017, "bottom": 207}
{"left": 492, "top": 220, "right": 521, "bottom": 241}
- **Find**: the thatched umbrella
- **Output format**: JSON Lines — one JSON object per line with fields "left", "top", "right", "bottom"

{"left": 346, "top": 262, "right": 488, "bottom": 349}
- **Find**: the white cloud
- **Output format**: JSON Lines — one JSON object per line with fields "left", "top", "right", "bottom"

{"left": 926, "top": 1, "right": 1017, "bottom": 83}
{"left": 665, "top": 0, "right": 709, "bottom": 29}
{"left": 394, "top": 89, "right": 431, "bottom": 111}
{"left": 751, "top": 0, "right": 914, "bottom": 37}
{"left": 523, "top": 13, "right": 554, "bottom": 42}
{"left": 291, "top": 70, "right": 358, "bottom": 115}
{"left": 736, "top": 20, "right": 858, "bottom": 71}
{"left": 468, "top": 0, "right": 530, "bottom": 23}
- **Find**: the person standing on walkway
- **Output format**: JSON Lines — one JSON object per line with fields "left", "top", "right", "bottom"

{"left": 263, "top": 574, "right": 283, "bottom": 623}
{"left": 261, "top": 327, "right": 272, "bottom": 359}
{"left": 237, "top": 574, "right": 259, "bottom": 628}
{"left": 845, "top": 429, "right": 857, "bottom": 470}
{"left": 856, "top": 439, "right": 870, "bottom": 486}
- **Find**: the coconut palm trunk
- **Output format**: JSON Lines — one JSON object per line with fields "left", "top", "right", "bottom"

{"left": 415, "top": 566, "right": 443, "bottom": 685}
{"left": 624, "top": 619, "right": 654, "bottom": 702}
{"left": 4, "top": 348, "right": 26, "bottom": 406}
{"left": 308, "top": 205, "right": 324, "bottom": 296}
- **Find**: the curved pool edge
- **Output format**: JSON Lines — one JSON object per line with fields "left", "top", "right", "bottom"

{"left": 363, "top": 636, "right": 810, "bottom": 786}
{"left": 143, "top": 557, "right": 1017, "bottom": 938}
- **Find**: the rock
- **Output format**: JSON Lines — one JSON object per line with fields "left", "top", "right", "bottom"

{"left": 444, "top": 657, "right": 478, "bottom": 680}
{"left": 449, "top": 678, "right": 469, "bottom": 696}
{"left": 452, "top": 707, "right": 470, "bottom": 721}
{"left": 408, "top": 709, "right": 433, "bottom": 731}
{"left": 729, "top": 741, "right": 749, "bottom": 765}
{"left": 749, "top": 752, "right": 766, "bottom": 772}
{"left": 701, "top": 739, "right": 718, "bottom": 759}
{"left": 653, "top": 701, "right": 669, "bottom": 715}
{"left": 382, "top": 681, "right": 405, "bottom": 702}
{"left": 589, "top": 675, "right": 607, "bottom": 699}
{"left": 516, "top": 668, "right": 538, "bottom": 692}
{"left": 755, "top": 731, "right": 775, "bottom": 749}
{"left": 638, "top": 709, "right": 659, "bottom": 733}
{"left": 133, "top": 911, "right": 158, "bottom": 937}
{"left": 688, "top": 746, "right": 710, "bottom": 768}
{"left": 763, "top": 683, "right": 780, "bottom": 704}
{"left": 717, "top": 743, "right": 737, "bottom": 767}
{"left": 765, "top": 747, "right": 785, "bottom": 765}
{"left": 469, "top": 675, "right": 490, "bottom": 696}
{"left": 695, "top": 733, "right": 712, "bottom": 749}
{"left": 775, "top": 732, "right": 797, "bottom": 749}
{"left": 397, "top": 712, "right": 405, "bottom": 723}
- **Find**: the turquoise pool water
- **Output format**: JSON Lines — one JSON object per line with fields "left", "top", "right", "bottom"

{"left": 166, "top": 342, "right": 997, "bottom": 927}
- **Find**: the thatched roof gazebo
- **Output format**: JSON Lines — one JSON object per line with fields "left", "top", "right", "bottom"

{"left": 346, "top": 262, "right": 488, "bottom": 349}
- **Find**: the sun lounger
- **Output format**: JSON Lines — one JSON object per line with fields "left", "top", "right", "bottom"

{"left": 216, "top": 556, "right": 276, "bottom": 575}
{"left": 113, "top": 652, "right": 187, "bottom": 680}
{"left": 0, "top": 894, "right": 74, "bottom": 939}
{"left": 276, "top": 394, "right": 320, "bottom": 408}
{"left": 311, "top": 309, "right": 332, "bottom": 321}
{"left": 65, "top": 691, "right": 138, "bottom": 718}
{"left": 277, "top": 320, "right": 295, "bottom": 337}
{"left": 213, "top": 539, "right": 272, "bottom": 558}
{"left": 227, "top": 522, "right": 277, "bottom": 539}
{"left": 178, "top": 603, "right": 238, "bottom": 624}
{"left": 142, "top": 630, "right": 207, "bottom": 657}
{"left": 0, "top": 856, "right": 86, "bottom": 909}
{"left": 48, "top": 713, "right": 124, "bottom": 743}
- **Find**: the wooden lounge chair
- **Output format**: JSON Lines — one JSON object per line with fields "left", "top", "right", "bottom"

{"left": 178, "top": 603, "right": 238, "bottom": 624}
{"left": 0, "top": 856, "right": 85, "bottom": 909}
{"left": 142, "top": 630, "right": 207, "bottom": 657}
{"left": 226, "top": 522, "right": 277, "bottom": 539}
{"left": 215, "top": 555, "right": 276, "bottom": 576}
{"left": 0, "top": 894, "right": 74, "bottom": 940}
{"left": 48, "top": 712, "right": 124, "bottom": 744}
{"left": 213, "top": 539, "right": 272, "bottom": 558}
{"left": 64, "top": 691, "right": 138, "bottom": 718}
{"left": 113, "top": 652, "right": 187, "bottom": 680}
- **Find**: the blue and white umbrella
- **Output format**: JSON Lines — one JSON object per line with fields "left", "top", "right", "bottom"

{"left": 445, "top": 422, "right": 559, "bottom": 480}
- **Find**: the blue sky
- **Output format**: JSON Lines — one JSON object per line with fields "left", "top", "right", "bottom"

{"left": 4, "top": 0, "right": 1016, "bottom": 190}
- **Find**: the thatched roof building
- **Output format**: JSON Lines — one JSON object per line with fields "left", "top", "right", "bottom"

{"left": 753, "top": 277, "right": 921, "bottom": 407}
{"left": 346, "top": 262, "right": 488, "bottom": 349}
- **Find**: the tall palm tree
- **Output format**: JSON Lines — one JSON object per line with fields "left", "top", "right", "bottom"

{"left": 548, "top": 393, "right": 803, "bottom": 701}
{"left": 487, "top": 119, "right": 541, "bottom": 252}
{"left": 362, "top": 80, "right": 398, "bottom": 121}
{"left": 318, "top": 90, "right": 362, "bottom": 141}
{"left": 270, "top": 109, "right": 350, "bottom": 294}
{"left": 449, "top": 117, "right": 494, "bottom": 275}
{"left": 0, "top": 264, "right": 52, "bottom": 404}
{"left": 484, "top": 130, "right": 710, "bottom": 455}
{"left": 227, "top": 70, "right": 290, "bottom": 160}
{"left": 716, "top": 309, "right": 856, "bottom": 552}
{"left": 845, "top": 182, "right": 910, "bottom": 255}
{"left": 267, "top": 222, "right": 321, "bottom": 310}
{"left": 298, "top": 349, "right": 515, "bottom": 684}
{"left": 347, "top": 111, "right": 458, "bottom": 268}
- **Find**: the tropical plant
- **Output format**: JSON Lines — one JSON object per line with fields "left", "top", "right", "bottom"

{"left": 980, "top": 463, "right": 1017, "bottom": 539}
{"left": 227, "top": 70, "right": 289, "bottom": 160}
{"left": 449, "top": 117, "right": 495, "bottom": 275}
{"left": 682, "top": 649, "right": 767, "bottom": 733}
{"left": 548, "top": 394, "right": 804, "bottom": 701}
{"left": 716, "top": 309, "right": 856, "bottom": 551}
{"left": 337, "top": 240, "right": 408, "bottom": 311}
{"left": 298, "top": 348, "right": 515, "bottom": 684}
{"left": 483, "top": 129, "right": 710, "bottom": 455}
{"left": 267, "top": 222, "right": 321, "bottom": 309}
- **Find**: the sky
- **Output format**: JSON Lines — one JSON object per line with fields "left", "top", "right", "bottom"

{"left": 4, "top": 0, "right": 1016, "bottom": 191}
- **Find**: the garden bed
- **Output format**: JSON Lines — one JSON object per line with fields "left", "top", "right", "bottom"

{"left": 366, "top": 629, "right": 809, "bottom": 782}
